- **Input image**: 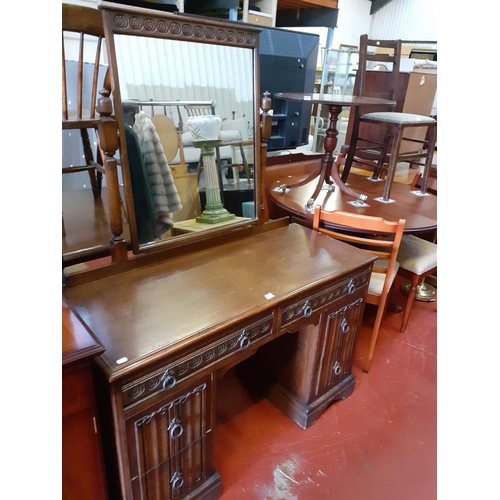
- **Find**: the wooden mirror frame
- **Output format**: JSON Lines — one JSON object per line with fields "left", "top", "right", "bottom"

{"left": 98, "top": 1, "right": 270, "bottom": 260}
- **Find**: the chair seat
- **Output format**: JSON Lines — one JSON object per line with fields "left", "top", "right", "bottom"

{"left": 361, "top": 112, "right": 436, "bottom": 125}
{"left": 369, "top": 258, "right": 400, "bottom": 295}
{"left": 397, "top": 235, "right": 437, "bottom": 275}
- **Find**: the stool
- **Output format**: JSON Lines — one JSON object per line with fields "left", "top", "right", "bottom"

{"left": 356, "top": 112, "right": 437, "bottom": 202}
{"left": 338, "top": 35, "right": 437, "bottom": 203}
{"left": 396, "top": 235, "right": 437, "bottom": 333}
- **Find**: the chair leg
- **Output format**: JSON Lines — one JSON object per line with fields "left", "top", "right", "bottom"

{"left": 239, "top": 144, "right": 250, "bottom": 182}
{"left": 81, "top": 128, "right": 101, "bottom": 200}
{"left": 381, "top": 125, "right": 403, "bottom": 202}
{"left": 341, "top": 108, "right": 360, "bottom": 183}
{"left": 400, "top": 273, "right": 421, "bottom": 333}
{"left": 417, "top": 124, "right": 437, "bottom": 195}
{"left": 371, "top": 125, "right": 392, "bottom": 180}
{"left": 87, "top": 168, "right": 100, "bottom": 200}
{"left": 363, "top": 297, "right": 390, "bottom": 373}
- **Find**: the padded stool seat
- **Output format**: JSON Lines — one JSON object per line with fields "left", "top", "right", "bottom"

{"left": 398, "top": 235, "right": 437, "bottom": 274}
{"left": 362, "top": 112, "right": 436, "bottom": 125}
{"left": 397, "top": 235, "right": 437, "bottom": 333}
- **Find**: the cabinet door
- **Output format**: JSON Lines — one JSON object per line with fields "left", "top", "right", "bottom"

{"left": 125, "top": 376, "right": 214, "bottom": 499}
{"left": 62, "top": 364, "right": 107, "bottom": 500}
{"left": 316, "top": 297, "right": 364, "bottom": 396}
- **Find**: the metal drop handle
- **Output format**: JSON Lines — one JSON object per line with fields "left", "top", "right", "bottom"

{"left": 168, "top": 418, "right": 184, "bottom": 440}
{"left": 333, "top": 361, "right": 342, "bottom": 376}
{"left": 161, "top": 369, "right": 177, "bottom": 390}
{"left": 347, "top": 279, "right": 355, "bottom": 294}
{"left": 302, "top": 301, "right": 313, "bottom": 318}
{"left": 170, "top": 471, "right": 184, "bottom": 490}
{"left": 341, "top": 318, "right": 349, "bottom": 334}
{"left": 239, "top": 331, "right": 250, "bottom": 350}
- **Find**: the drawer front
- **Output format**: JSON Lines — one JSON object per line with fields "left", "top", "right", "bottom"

{"left": 126, "top": 377, "right": 213, "bottom": 483}
{"left": 122, "top": 312, "right": 273, "bottom": 408}
{"left": 130, "top": 436, "right": 212, "bottom": 500}
{"left": 279, "top": 267, "right": 371, "bottom": 332}
{"left": 316, "top": 296, "right": 365, "bottom": 396}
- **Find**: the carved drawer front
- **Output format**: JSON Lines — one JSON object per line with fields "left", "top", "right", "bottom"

{"left": 130, "top": 436, "right": 210, "bottom": 500}
{"left": 125, "top": 377, "right": 213, "bottom": 491}
{"left": 122, "top": 312, "right": 274, "bottom": 407}
{"left": 315, "top": 297, "right": 365, "bottom": 396}
{"left": 279, "top": 268, "right": 370, "bottom": 332}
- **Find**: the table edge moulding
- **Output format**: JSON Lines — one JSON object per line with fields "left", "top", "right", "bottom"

{"left": 63, "top": 223, "right": 376, "bottom": 500}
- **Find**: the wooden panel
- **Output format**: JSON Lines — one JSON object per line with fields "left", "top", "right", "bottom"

{"left": 62, "top": 365, "right": 108, "bottom": 500}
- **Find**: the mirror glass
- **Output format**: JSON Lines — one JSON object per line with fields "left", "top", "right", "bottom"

{"left": 102, "top": 5, "right": 261, "bottom": 254}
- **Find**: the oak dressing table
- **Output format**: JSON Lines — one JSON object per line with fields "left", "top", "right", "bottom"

{"left": 62, "top": 4, "right": 376, "bottom": 499}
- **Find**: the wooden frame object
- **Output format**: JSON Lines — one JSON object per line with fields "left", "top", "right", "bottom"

{"left": 99, "top": 2, "right": 267, "bottom": 259}
{"left": 312, "top": 207, "right": 405, "bottom": 372}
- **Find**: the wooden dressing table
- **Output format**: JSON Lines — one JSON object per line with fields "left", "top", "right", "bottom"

{"left": 64, "top": 223, "right": 375, "bottom": 499}
{"left": 62, "top": 4, "right": 377, "bottom": 499}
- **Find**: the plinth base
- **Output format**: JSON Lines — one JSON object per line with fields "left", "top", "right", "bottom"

{"left": 196, "top": 209, "right": 235, "bottom": 224}
{"left": 401, "top": 281, "right": 437, "bottom": 302}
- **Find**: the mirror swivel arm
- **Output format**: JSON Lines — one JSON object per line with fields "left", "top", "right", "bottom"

{"left": 97, "top": 87, "right": 128, "bottom": 263}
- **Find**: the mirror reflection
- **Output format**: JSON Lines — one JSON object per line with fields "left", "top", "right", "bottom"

{"left": 112, "top": 34, "right": 256, "bottom": 249}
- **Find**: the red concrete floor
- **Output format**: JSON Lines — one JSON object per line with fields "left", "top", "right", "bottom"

{"left": 214, "top": 275, "right": 437, "bottom": 500}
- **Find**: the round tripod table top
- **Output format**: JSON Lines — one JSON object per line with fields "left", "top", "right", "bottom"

{"left": 269, "top": 172, "right": 437, "bottom": 235}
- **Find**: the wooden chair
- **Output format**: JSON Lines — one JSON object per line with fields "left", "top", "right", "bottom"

{"left": 312, "top": 207, "right": 405, "bottom": 373}
{"left": 396, "top": 169, "right": 438, "bottom": 332}
{"left": 62, "top": 3, "right": 107, "bottom": 200}
{"left": 338, "top": 34, "right": 437, "bottom": 202}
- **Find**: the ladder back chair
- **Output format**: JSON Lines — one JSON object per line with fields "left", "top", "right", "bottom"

{"left": 62, "top": 3, "right": 107, "bottom": 200}
{"left": 339, "top": 34, "right": 437, "bottom": 203}
{"left": 312, "top": 207, "right": 405, "bottom": 373}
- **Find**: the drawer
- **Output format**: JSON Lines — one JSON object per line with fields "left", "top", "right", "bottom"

{"left": 130, "top": 435, "right": 213, "bottom": 500}
{"left": 122, "top": 311, "right": 273, "bottom": 407}
{"left": 279, "top": 267, "right": 371, "bottom": 332}
{"left": 126, "top": 376, "right": 213, "bottom": 483}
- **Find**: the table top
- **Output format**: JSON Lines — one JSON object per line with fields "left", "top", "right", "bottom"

{"left": 275, "top": 92, "right": 396, "bottom": 108}
{"left": 63, "top": 224, "right": 374, "bottom": 381}
{"left": 62, "top": 297, "right": 105, "bottom": 366}
{"left": 269, "top": 173, "right": 437, "bottom": 234}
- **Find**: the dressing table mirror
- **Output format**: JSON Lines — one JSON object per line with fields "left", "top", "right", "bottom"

{"left": 100, "top": 1, "right": 265, "bottom": 258}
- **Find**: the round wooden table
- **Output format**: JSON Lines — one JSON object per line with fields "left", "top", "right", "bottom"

{"left": 274, "top": 92, "right": 396, "bottom": 206}
{"left": 269, "top": 172, "right": 437, "bottom": 235}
